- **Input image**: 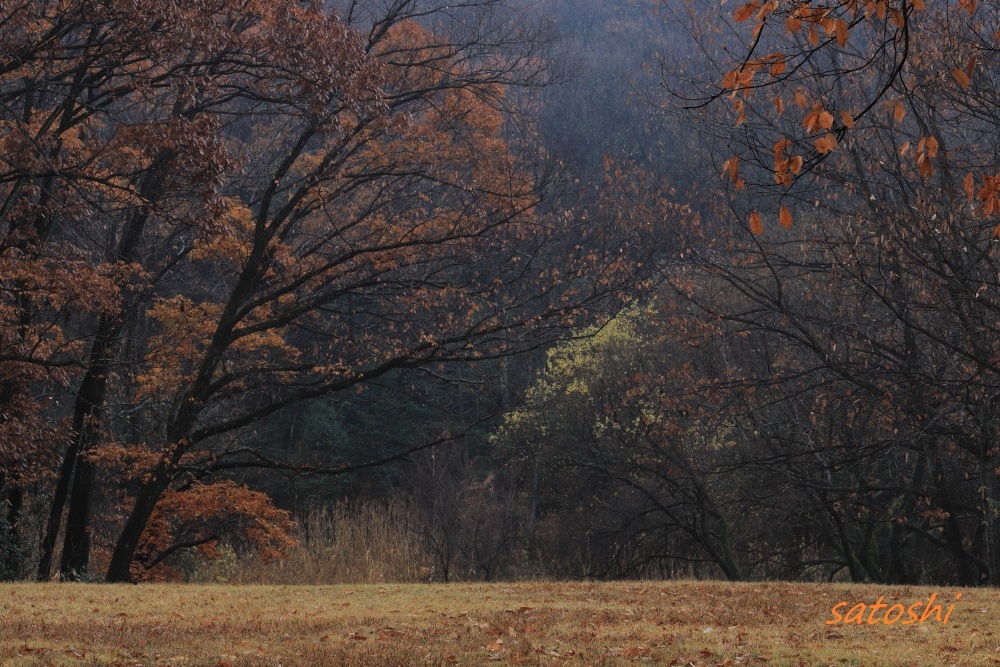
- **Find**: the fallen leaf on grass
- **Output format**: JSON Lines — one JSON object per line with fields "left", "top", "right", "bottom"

{"left": 377, "top": 627, "right": 405, "bottom": 639}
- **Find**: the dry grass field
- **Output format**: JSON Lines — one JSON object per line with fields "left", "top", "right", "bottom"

{"left": 1, "top": 581, "right": 997, "bottom": 666}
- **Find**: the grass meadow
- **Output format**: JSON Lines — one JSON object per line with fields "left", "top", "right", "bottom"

{"left": 1, "top": 581, "right": 997, "bottom": 666}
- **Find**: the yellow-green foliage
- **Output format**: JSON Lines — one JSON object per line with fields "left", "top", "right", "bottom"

{"left": 1, "top": 581, "right": 997, "bottom": 666}
{"left": 495, "top": 311, "right": 651, "bottom": 447}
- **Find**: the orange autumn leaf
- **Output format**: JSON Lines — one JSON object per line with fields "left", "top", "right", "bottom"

{"left": 916, "top": 151, "right": 933, "bottom": 178}
{"left": 734, "top": 2, "right": 759, "bottom": 22}
{"left": 964, "top": 173, "right": 976, "bottom": 202}
{"left": 722, "top": 156, "right": 740, "bottom": 183}
{"left": 748, "top": 210, "right": 764, "bottom": 234}
{"left": 924, "top": 136, "right": 939, "bottom": 158}
{"left": 779, "top": 206, "right": 793, "bottom": 228}
{"left": 834, "top": 18, "right": 849, "bottom": 46}
{"left": 806, "top": 22, "right": 820, "bottom": 45}
{"left": 802, "top": 103, "right": 836, "bottom": 134}
{"left": 892, "top": 100, "right": 906, "bottom": 123}
{"left": 815, "top": 134, "right": 838, "bottom": 153}
{"left": 773, "top": 137, "right": 792, "bottom": 158}
{"left": 978, "top": 176, "right": 1000, "bottom": 206}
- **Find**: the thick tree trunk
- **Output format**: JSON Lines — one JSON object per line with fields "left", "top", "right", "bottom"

{"left": 36, "top": 448, "right": 76, "bottom": 580}
{"left": 105, "top": 390, "right": 203, "bottom": 582}
{"left": 60, "top": 457, "right": 96, "bottom": 578}
{"left": 709, "top": 511, "right": 744, "bottom": 581}
{"left": 37, "top": 332, "right": 113, "bottom": 580}
{"left": 830, "top": 507, "right": 865, "bottom": 582}
{"left": 105, "top": 463, "right": 172, "bottom": 583}
{"left": 58, "top": 356, "right": 110, "bottom": 579}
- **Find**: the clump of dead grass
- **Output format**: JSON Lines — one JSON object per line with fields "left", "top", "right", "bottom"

{"left": 190, "top": 500, "right": 435, "bottom": 584}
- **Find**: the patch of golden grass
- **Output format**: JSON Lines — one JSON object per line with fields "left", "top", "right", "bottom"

{"left": 0, "top": 581, "right": 997, "bottom": 666}
{"left": 189, "top": 502, "right": 434, "bottom": 585}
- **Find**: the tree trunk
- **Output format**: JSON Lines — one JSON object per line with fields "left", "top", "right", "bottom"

{"left": 830, "top": 507, "right": 865, "bottom": 582}
{"left": 60, "top": 457, "right": 96, "bottom": 578}
{"left": 105, "top": 463, "right": 171, "bottom": 583}
{"left": 36, "top": 447, "right": 76, "bottom": 580}
{"left": 58, "top": 359, "right": 110, "bottom": 579}
{"left": 38, "top": 331, "right": 113, "bottom": 580}
{"left": 709, "top": 510, "right": 744, "bottom": 581}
